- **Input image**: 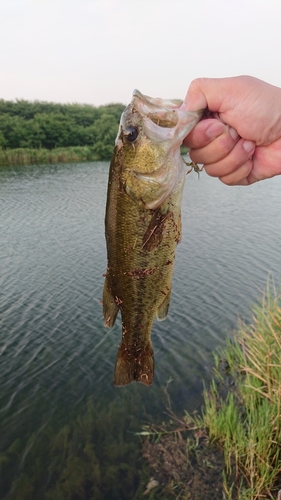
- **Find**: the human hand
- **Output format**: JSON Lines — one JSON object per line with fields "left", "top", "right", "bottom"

{"left": 183, "top": 76, "right": 281, "bottom": 185}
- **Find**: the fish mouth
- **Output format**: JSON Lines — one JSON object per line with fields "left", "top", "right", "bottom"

{"left": 132, "top": 89, "right": 183, "bottom": 111}
{"left": 132, "top": 89, "right": 182, "bottom": 128}
{"left": 131, "top": 89, "right": 203, "bottom": 144}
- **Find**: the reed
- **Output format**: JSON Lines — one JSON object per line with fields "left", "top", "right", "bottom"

{"left": 194, "top": 287, "right": 281, "bottom": 499}
{"left": 0, "top": 146, "right": 100, "bottom": 166}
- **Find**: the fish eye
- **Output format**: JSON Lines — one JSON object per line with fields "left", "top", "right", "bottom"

{"left": 123, "top": 126, "right": 138, "bottom": 142}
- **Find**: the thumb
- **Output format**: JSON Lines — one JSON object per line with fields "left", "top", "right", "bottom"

{"left": 184, "top": 77, "right": 229, "bottom": 112}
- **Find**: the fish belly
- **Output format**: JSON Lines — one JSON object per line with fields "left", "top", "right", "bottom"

{"left": 103, "top": 178, "right": 184, "bottom": 386}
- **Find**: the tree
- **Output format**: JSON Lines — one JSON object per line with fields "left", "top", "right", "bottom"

{"left": 91, "top": 113, "right": 119, "bottom": 159}
{"left": 0, "top": 99, "right": 125, "bottom": 159}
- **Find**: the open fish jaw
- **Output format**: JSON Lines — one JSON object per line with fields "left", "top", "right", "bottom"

{"left": 132, "top": 89, "right": 202, "bottom": 144}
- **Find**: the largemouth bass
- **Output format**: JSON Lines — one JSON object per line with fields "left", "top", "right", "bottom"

{"left": 103, "top": 90, "right": 202, "bottom": 386}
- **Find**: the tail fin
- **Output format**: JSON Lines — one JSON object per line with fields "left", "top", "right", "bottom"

{"left": 114, "top": 342, "right": 154, "bottom": 387}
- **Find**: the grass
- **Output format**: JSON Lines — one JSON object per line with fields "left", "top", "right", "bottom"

{"left": 0, "top": 146, "right": 100, "bottom": 166}
{"left": 192, "top": 286, "right": 281, "bottom": 499}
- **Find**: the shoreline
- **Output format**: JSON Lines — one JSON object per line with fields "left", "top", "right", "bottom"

{"left": 0, "top": 146, "right": 102, "bottom": 166}
{"left": 141, "top": 287, "right": 281, "bottom": 499}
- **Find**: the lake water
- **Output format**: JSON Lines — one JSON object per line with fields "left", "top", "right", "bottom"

{"left": 0, "top": 161, "right": 280, "bottom": 498}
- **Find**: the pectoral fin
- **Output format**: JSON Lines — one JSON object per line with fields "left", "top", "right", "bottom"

{"left": 142, "top": 208, "right": 173, "bottom": 252}
{"left": 156, "top": 288, "right": 171, "bottom": 321}
{"left": 103, "top": 278, "right": 119, "bottom": 327}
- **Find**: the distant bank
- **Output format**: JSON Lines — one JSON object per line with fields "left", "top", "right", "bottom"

{"left": 0, "top": 98, "right": 125, "bottom": 166}
{"left": 0, "top": 146, "right": 100, "bottom": 166}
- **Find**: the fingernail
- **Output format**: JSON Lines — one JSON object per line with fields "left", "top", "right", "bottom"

{"left": 229, "top": 127, "right": 239, "bottom": 140}
{"left": 206, "top": 122, "right": 224, "bottom": 139}
{"left": 243, "top": 140, "right": 255, "bottom": 153}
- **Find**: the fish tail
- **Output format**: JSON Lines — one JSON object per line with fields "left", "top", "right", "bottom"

{"left": 114, "top": 342, "right": 154, "bottom": 386}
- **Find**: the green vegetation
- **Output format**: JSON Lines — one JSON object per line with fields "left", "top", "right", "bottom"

{"left": 191, "top": 287, "right": 281, "bottom": 499}
{"left": 0, "top": 99, "right": 125, "bottom": 165}
{"left": 0, "top": 391, "right": 156, "bottom": 500}
{"left": 0, "top": 146, "right": 99, "bottom": 165}
{"left": 140, "top": 287, "right": 281, "bottom": 499}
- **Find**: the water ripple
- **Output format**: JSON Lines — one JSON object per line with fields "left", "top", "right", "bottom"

{"left": 0, "top": 162, "right": 280, "bottom": 447}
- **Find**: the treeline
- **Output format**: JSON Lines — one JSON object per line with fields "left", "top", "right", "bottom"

{"left": 0, "top": 99, "right": 125, "bottom": 163}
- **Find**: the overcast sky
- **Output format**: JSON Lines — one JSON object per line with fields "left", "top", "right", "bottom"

{"left": 1, "top": 0, "right": 281, "bottom": 106}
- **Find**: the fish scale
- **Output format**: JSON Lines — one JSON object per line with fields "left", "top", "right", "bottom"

{"left": 103, "top": 90, "right": 202, "bottom": 386}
